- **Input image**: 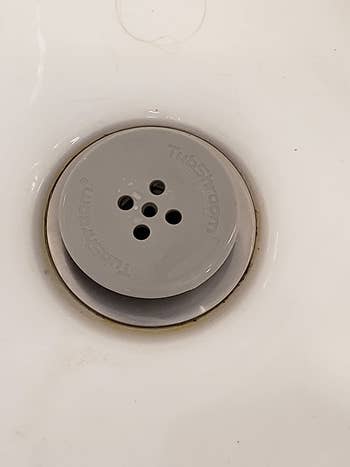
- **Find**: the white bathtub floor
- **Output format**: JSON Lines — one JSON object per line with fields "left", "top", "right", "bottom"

{"left": 1, "top": 1, "right": 350, "bottom": 465}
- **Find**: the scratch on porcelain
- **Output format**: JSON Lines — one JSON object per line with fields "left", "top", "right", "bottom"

{"left": 70, "top": 136, "right": 80, "bottom": 145}
{"left": 30, "top": 161, "right": 45, "bottom": 198}
{"left": 262, "top": 231, "right": 280, "bottom": 290}
{"left": 146, "top": 109, "right": 160, "bottom": 119}
{"left": 165, "top": 114, "right": 181, "bottom": 122}
{"left": 30, "top": 3, "right": 46, "bottom": 105}
{"left": 273, "top": 231, "right": 280, "bottom": 262}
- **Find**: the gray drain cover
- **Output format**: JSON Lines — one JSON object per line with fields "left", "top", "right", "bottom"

{"left": 59, "top": 127, "right": 239, "bottom": 298}
{"left": 46, "top": 126, "right": 256, "bottom": 327}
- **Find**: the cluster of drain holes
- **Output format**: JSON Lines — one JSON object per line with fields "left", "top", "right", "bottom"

{"left": 117, "top": 180, "right": 182, "bottom": 240}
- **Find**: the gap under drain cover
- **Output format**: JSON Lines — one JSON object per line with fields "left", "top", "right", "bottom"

{"left": 46, "top": 126, "right": 256, "bottom": 326}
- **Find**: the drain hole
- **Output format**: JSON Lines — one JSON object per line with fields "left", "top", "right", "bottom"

{"left": 118, "top": 195, "right": 134, "bottom": 210}
{"left": 133, "top": 224, "right": 150, "bottom": 240}
{"left": 165, "top": 209, "right": 182, "bottom": 225}
{"left": 150, "top": 180, "right": 165, "bottom": 195}
{"left": 142, "top": 202, "right": 158, "bottom": 218}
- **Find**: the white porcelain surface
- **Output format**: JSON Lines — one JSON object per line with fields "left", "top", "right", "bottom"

{"left": 1, "top": 1, "right": 350, "bottom": 466}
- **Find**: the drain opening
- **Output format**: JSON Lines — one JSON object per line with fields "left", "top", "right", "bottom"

{"left": 118, "top": 195, "right": 134, "bottom": 210}
{"left": 133, "top": 224, "right": 151, "bottom": 240}
{"left": 150, "top": 180, "right": 166, "bottom": 195}
{"left": 165, "top": 209, "right": 182, "bottom": 225}
{"left": 142, "top": 202, "right": 158, "bottom": 218}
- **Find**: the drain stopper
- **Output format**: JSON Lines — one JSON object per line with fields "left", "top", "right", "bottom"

{"left": 46, "top": 126, "right": 256, "bottom": 326}
{"left": 59, "top": 127, "right": 239, "bottom": 298}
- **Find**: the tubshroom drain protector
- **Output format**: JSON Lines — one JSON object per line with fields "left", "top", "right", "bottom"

{"left": 46, "top": 127, "right": 256, "bottom": 327}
